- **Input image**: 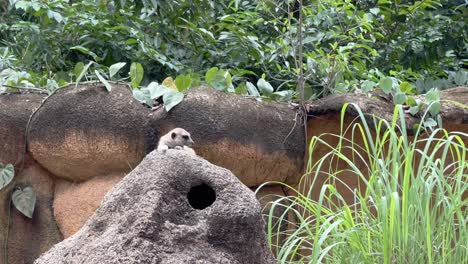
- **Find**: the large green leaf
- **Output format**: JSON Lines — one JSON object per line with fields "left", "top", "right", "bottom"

{"left": 132, "top": 89, "right": 152, "bottom": 106}
{"left": 175, "top": 74, "right": 192, "bottom": 91}
{"left": 75, "top": 61, "right": 94, "bottom": 86}
{"left": 163, "top": 90, "right": 185, "bottom": 112}
{"left": 257, "top": 78, "right": 274, "bottom": 95}
{"left": 12, "top": 186, "right": 36, "bottom": 219}
{"left": 235, "top": 82, "right": 248, "bottom": 95}
{"left": 379, "top": 77, "right": 393, "bottom": 94}
{"left": 393, "top": 92, "right": 406, "bottom": 105}
{"left": 246, "top": 81, "right": 260, "bottom": 96}
{"left": 399, "top": 81, "right": 413, "bottom": 93}
{"left": 205, "top": 67, "right": 219, "bottom": 84}
{"left": 130, "top": 62, "right": 144, "bottom": 89}
{"left": 74, "top": 62, "right": 84, "bottom": 78}
{"left": 145, "top": 82, "right": 166, "bottom": 99}
{"left": 0, "top": 163, "right": 14, "bottom": 190}
{"left": 425, "top": 88, "right": 440, "bottom": 102}
{"left": 428, "top": 101, "right": 441, "bottom": 117}
{"left": 109, "top": 62, "right": 126, "bottom": 79}
{"left": 361, "top": 80, "right": 377, "bottom": 93}
{"left": 70, "top": 46, "right": 100, "bottom": 61}
{"left": 205, "top": 67, "right": 230, "bottom": 91}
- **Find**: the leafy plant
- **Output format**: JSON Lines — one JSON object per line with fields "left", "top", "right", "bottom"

{"left": 259, "top": 104, "right": 467, "bottom": 263}
{"left": 1, "top": 0, "right": 466, "bottom": 99}
{"left": 133, "top": 81, "right": 185, "bottom": 112}
{"left": 12, "top": 186, "right": 36, "bottom": 219}
{"left": 0, "top": 163, "right": 14, "bottom": 191}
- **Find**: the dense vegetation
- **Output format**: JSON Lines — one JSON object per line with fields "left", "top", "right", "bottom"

{"left": 0, "top": 0, "right": 467, "bottom": 100}
{"left": 261, "top": 105, "right": 467, "bottom": 263}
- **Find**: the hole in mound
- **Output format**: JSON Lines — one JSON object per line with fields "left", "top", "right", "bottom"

{"left": 187, "top": 183, "right": 216, "bottom": 210}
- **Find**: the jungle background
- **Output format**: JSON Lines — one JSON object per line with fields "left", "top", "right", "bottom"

{"left": 0, "top": 0, "right": 467, "bottom": 100}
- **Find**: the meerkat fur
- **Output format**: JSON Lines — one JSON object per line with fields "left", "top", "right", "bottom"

{"left": 157, "top": 128, "right": 196, "bottom": 155}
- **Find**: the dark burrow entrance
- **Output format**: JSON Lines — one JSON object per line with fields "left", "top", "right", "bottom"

{"left": 187, "top": 183, "right": 216, "bottom": 210}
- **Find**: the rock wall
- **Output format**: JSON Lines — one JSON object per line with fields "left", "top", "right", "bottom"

{"left": 0, "top": 84, "right": 466, "bottom": 263}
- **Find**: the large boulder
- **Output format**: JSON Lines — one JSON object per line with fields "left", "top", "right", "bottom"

{"left": 35, "top": 150, "right": 276, "bottom": 264}
{"left": 28, "top": 84, "right": 153, "bottom": 181}
{"left": 0, "top": 93, "right": 44, "bottom": 165}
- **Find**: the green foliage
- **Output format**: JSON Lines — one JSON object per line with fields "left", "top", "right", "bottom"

{"left": 0, "top": 0, "right": 465, "bottom": 100}
{"left": 12, "top": 186, "right": 36, "bottom": 219}
{"left": 0, "top": 163, "right": 14, "bottom": 190}
{"left": 130, "top": 62, "right": 144, "bottom": 89}
{"left": 133, "top": 81, "right": 185, "bottom": 112}
{"left": 109, "top": 62, "right": 126, "bottom": 79}
{"left": 259, "top": 105, "right": 467, "bottom": 263}
{"left": 205, "top": 67, "right": 233, "bottom": 92}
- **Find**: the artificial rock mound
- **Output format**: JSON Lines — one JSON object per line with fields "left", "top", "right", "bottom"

{"left": 34, "top": 150, "right": 276, "bottom": 264}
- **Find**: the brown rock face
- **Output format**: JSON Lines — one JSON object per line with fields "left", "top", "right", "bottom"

{"left": 53, "top": 174, "right": 125, "bottom": 238}
{"left": 28, "top": 84, "right": 153, "bottom": 181}
{"left": 0, "top": 93, "right": 44, "bottom": 165}
{"left": 151, "top": 87, "right": 305, "bottom": 187}
{"left": 0, "top": 160, "right": 62, "bottom": 264}
{"left": 34, "top": 150, "right": 276, "bottom": 264}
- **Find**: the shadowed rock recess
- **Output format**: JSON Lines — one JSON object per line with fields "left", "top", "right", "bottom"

{"left": 34, "top": 150, "right": 276, "bottom": 264}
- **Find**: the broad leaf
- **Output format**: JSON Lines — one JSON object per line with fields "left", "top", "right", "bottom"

{"left": 70, "top": 45, "right": 91, "bottom": 55}
{"left": 146, "top": 82, "right": 167, "bottom": 99}
{"left": 235, "top": 82, "right": 248, "bottom": 95}
{"left": 75, "top": 61, "right": 94, "bottom": 86}
{"left": 257, "top": 78, "right": 274, "bottom": 95}
{"left": 12, "top": 186, "right": 36, "bottom": 219}
{"left": 246, "top": 81, "right": 260, "bottom": 96}
{"left": 399, "top": 81, "right": 412, "bottom": 93}
{"left": 224, "top": 71, "right": 232, "bottom": 87}
{"left": 273, "top": 90, "right": 294, "bottom": 102}
{"left": 405, "top": 96, "right": 417, "bottom": 107}
{"left": 70, "top": 46, "right": 99, "bottom": 61}
{"left": 0, "top": 163, "right": 14, "bottom": 190}
{"left": 162, "top": 77, "right": 178, "bottom": 90}
{"left": 426, "top": 88, "right": 440, "bottom": 102}
{"left": 428, "top": 101, "right": 441, "bottom": 117}
{"left": 109, "top": 62, "right": 126, "bottom": 79}
{"left": 95, "top": 70, "right": 112, "bottom": 92}
{"left": 393, "top": 92, "right": 406, "bottom": 105}
{"left": 130, "top": 62, "right": 144, "bottom": 89}
{"left": 132, "top": 89, "right": 152, "bottom": 106}
{"left": 423, "top": 118, "right": 437, "bottom": 128}
{"left": 454, "top": 71, "right": 468, "bottom": 86}
{"left": 379, "top": 77, "right": 393, "bottom": 94}
{"left": 46, "top": 79, "right": 59, "bottom": 95}
{"left": 409, "top": 105, "right": 420, "bottom": 116}
{"left": 163, "top": 90, "right": 184, "bottom": 112}
{"left": 175, "top": 75, "right": 192, "bottom": 91}
{"left": 361, "top": 80, "right": 376, "bottom": 93}
{"left": 205, "top": 67, "right": 228, "bottom": 91}
{"left": 205, "top": 67, "right": 219, "bottom": 85}
{"left": 74, "top": 62, "right": 84, "bottom": 78}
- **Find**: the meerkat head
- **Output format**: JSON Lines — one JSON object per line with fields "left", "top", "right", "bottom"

{"left": 168, "top": 128, "right": 194, "bottom": 148}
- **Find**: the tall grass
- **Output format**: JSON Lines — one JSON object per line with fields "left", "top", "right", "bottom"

{"left": 259, "top": 104, "right": 467, "bottom": 263}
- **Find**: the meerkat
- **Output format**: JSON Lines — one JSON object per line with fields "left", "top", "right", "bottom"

{"left": 157, "top": 128, "right": 196, "bottom": 155}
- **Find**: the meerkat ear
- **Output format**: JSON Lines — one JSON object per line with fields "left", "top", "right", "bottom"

{"left": 171, "top": 132, "right": 176, "bottom": 139}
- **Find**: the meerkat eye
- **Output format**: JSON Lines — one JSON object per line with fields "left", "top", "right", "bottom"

{"left": 182, "top": 135, "right": 189, "bottom": 140}
{"left": 171, "top": 132, "right": 177, "bottom": 139}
